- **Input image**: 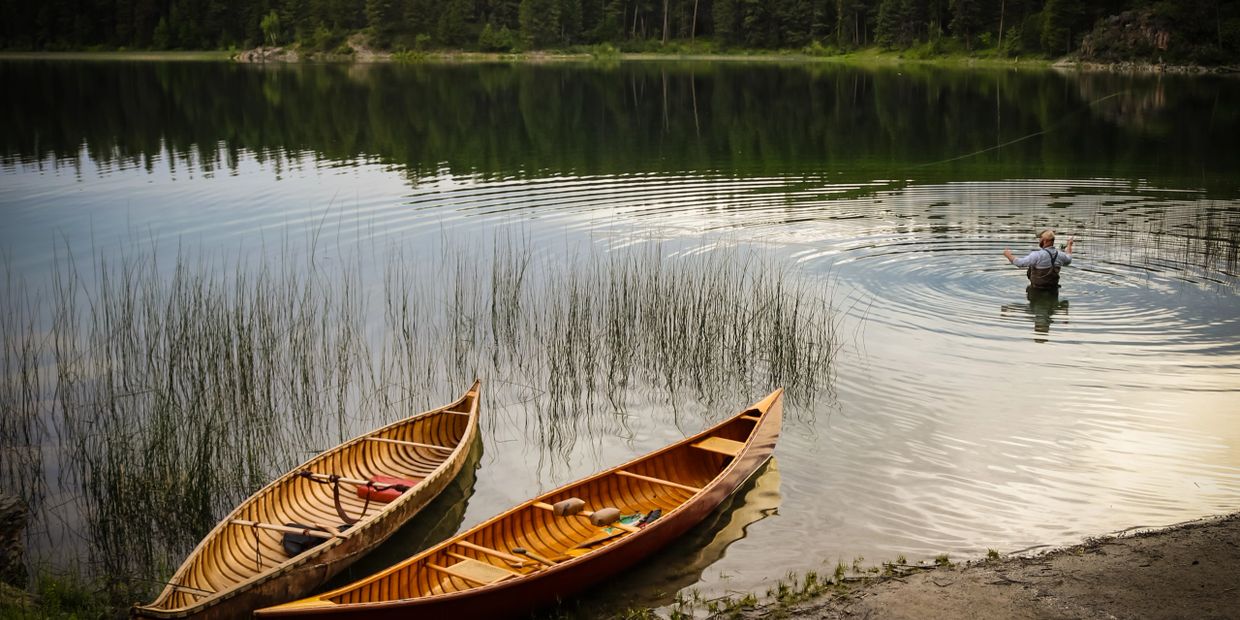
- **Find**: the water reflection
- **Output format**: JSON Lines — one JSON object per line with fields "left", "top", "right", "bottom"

{"left": 1001, "top": 287, "right": 1070, "bottom": 343}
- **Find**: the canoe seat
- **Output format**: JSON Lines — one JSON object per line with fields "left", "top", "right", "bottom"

{"left": 428, "top": 558, "right": 516, "bottom": 587}
{"left": 691, "top": 436, "right": 745, "bottom": 457}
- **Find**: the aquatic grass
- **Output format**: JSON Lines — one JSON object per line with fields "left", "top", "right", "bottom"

{"left": 1, "top": 235, "right": 837, "bottom": 607}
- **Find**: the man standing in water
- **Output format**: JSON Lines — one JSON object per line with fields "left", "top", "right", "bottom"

{"left": 1004, "top": 229, "right": 1074, "bottom": 289}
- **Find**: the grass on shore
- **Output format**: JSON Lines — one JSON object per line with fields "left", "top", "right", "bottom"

{"left": 0, "top": 44, "right": 1052, "bottom": 69}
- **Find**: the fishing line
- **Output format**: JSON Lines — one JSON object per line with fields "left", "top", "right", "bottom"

{"left": 915, "top": 91, "right": 1128, "bottom": 168}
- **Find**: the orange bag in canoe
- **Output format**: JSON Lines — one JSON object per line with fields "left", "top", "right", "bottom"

{"left": 356, "top": 475, "right": 420, "bottom": 503}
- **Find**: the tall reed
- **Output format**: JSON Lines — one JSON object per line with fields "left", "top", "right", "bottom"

{"left": 0, "top": 236, "right": 837, "bottom": 604}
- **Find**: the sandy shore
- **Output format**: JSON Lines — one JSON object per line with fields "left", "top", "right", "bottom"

{"left": 749, "top": 512, "right": 1239, "bottom": 619}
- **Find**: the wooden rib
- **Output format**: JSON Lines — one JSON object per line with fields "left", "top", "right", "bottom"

{"left": 741, "top": 415, "right": 762, "bottom": 422}
{"left": 615, "top": 470, "right": 701, "bottom": 493}
{"left": 366, "top": 436, "right": 454, "bottom": 452}
{"left": 229, "top": 520, "right": 339, "bottom": 539}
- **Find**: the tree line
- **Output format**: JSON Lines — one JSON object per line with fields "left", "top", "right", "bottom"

{"left": 1, "top": 0, "right": 1236, "bottom": 63}
{"left": 5, "top": 61, "right": 1237, "bottom": 191}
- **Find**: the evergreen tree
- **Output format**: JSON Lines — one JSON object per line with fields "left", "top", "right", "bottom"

{"left": 366, "top": 0, "right": 399, "bottom": 46}
{"left": 877, "top": 0, "right": 926, "bottom": 48}
{"left": 1041, "top": 0, "right": 1074, "bottom": 55}
{"left": 436, "top": 0, "right": 471, "bottom": 46}
{"left": 715, "top": 0, "right": 739, "bottom": 45}
{"left": 519, "top": 0, "right": 560, "bottom": 47}
{"left": 949, "top": 0, "right": 982, "bottom": 49}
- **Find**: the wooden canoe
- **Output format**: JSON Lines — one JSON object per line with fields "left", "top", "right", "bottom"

{"left": 131, "top": 381, "right": 482, "bottom": 619}
{"left": 257, "top": 388, "right": 782, "bottom": 618}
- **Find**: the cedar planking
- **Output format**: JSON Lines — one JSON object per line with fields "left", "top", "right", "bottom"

{"left": 131, "top": 381, "right": 482, "bottom": 619}
{"left": 257, "top": 387, "right": 782, "bottom": 618}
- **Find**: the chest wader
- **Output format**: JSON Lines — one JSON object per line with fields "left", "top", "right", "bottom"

{"left": 1027, "top": 247, "right": 1061, "bottom": 289}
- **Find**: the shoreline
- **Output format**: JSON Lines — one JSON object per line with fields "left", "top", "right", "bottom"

{"left": 735, "top": 512, "right": 1240, "bottom": 619}
{"left": 7, "top": 48, "right": 1235, "bottom": 74}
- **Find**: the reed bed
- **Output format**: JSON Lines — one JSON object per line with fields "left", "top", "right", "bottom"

{"left": 0, "top": 236, "right": 837, "bottom": 604}
{"left": 1087, "top": 200, "right": 1240, "bottom": 287}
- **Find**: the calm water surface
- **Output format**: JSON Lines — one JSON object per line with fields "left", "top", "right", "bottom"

{"left": 1, "top": 60, "right": 1238, "bottom": 613}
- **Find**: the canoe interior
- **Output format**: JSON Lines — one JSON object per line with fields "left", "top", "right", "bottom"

{"left": 325, "top": 410, "right": 763, "bottom": 605}
{"left": 144, "top": 388, "right": 477, "bottom": 613}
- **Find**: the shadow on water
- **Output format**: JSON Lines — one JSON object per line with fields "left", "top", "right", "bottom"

{"left": 1001, "top": 288, "right": 1070, "bottom": 343}
{"left": 541, "top": 458, "right": 782, "bottom": 619}
{"left": 322, "top": 432, "right": 483, "bottom": 590}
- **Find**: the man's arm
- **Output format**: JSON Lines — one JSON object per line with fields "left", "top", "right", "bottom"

{"left": 1004, "top": 249, "right": 1037, "bottom": 267}
{"left": 1065, "top": 236, "right": 1075, "bottom": 254}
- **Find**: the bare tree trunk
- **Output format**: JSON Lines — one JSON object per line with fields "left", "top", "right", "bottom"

{"left": 998, "top": 0, "right": 1006, "bottom": 52}
{"left": 662, "top": 0, "right": 670, "bottom": 44}
{"left": 691, "top": 0, "right": 699, "bottom": 40}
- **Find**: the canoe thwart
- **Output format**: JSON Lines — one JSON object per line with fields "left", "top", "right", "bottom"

{"left": 614, "top": 470, "right": 702, "bottom": 494}
{"left": 533, "top": 501, "right": 640, "bottom": 533}
{"left": 453, "top": 541, "right": 529, "bottom": 567}
{"left": 445, "top": 553, "right": 524, "bottom": 576}
{"left": 365, "top": 436, "right": 454, "bottom": 452}
{"left": 229, "top": 520, "right": 339, "bottom": 540}
{"left": 691, "top": 436, "right": 746, "bottom": 458}
{"left": 428, "top": 559, "right": 515, "bottom": 587}
{"left": 295, "top": 470, "right": 408, "bottom": 491}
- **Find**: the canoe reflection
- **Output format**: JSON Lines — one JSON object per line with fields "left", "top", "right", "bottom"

{"left": 322, "top": 432, "right": 482, "bottom": 589}
{"left": 1001, "top": 287, "right": 1070, "bottom": 342}
{"left": 544, "top": 458, "right": 782, "bottom": 618}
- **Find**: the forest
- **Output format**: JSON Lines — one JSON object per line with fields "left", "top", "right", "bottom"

{"left": 0, "top": 0, "right": 1238, "bottom": 64}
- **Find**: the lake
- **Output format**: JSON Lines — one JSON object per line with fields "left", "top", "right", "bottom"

{"left": 1, "top": 59, "right": 1237, "bottom": 615}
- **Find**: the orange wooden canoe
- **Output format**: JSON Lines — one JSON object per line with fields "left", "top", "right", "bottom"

{"left": 256, "top": 388, "right": 782, "bottom": 618}
{"left": 131, "top": 381, "right": 481, "bottom": 619}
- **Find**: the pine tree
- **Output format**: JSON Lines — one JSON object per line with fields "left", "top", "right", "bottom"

{"left": 519, "top": 0, "right": 560, "bottom": 47}
{"left": 436, "top": 0, "right": 470, "bottom": 46}
{"left": 366, "top": 0, "right": 399, "bottom": 46}
{"left": 949, "top": 0, "right": 982, "bottom": 49}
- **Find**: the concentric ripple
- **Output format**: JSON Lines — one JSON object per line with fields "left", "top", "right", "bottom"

{"left": 4, "top": 147, "right": 1240, "bottom": 608}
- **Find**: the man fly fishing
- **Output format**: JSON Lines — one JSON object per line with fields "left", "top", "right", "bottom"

{"left": 1004, "top": 229, "right": 1075, "bottom": 289}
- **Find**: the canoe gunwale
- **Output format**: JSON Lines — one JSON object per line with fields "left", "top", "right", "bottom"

{"left": 264, "top": 389, "right": 783, "bottom": 615}
{"left": 131, "top": 380, "right": 482, "bottom": 618}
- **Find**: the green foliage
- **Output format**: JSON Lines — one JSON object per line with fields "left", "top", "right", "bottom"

{"left": 478, "top": 23, "right": 517, "bottom": 52}
{"left": 309, "top": 23, "right": 337, "bottom": 51}
{"left": 366, "top": 0, "right": 400, "bottom": 46}
{"left": 260, "top": 9, "right": 281, "bottom": 47}
{"left": 877, "top": 0, "right": 924, "bottom": 49}
{"left": 1040, "top": 0, "right": 1074, "bottom": 55}
{"left": 1, "top": 0, "right": 1237, "bottom": 62}
{"left": 519, "top": 0, "right": 561, "bottom": 48}
{"left": 152, "top": 17, "right": 171, "bottom": 49}
{"left": 436, "top": 0, "right": 471, "bottom": 46}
